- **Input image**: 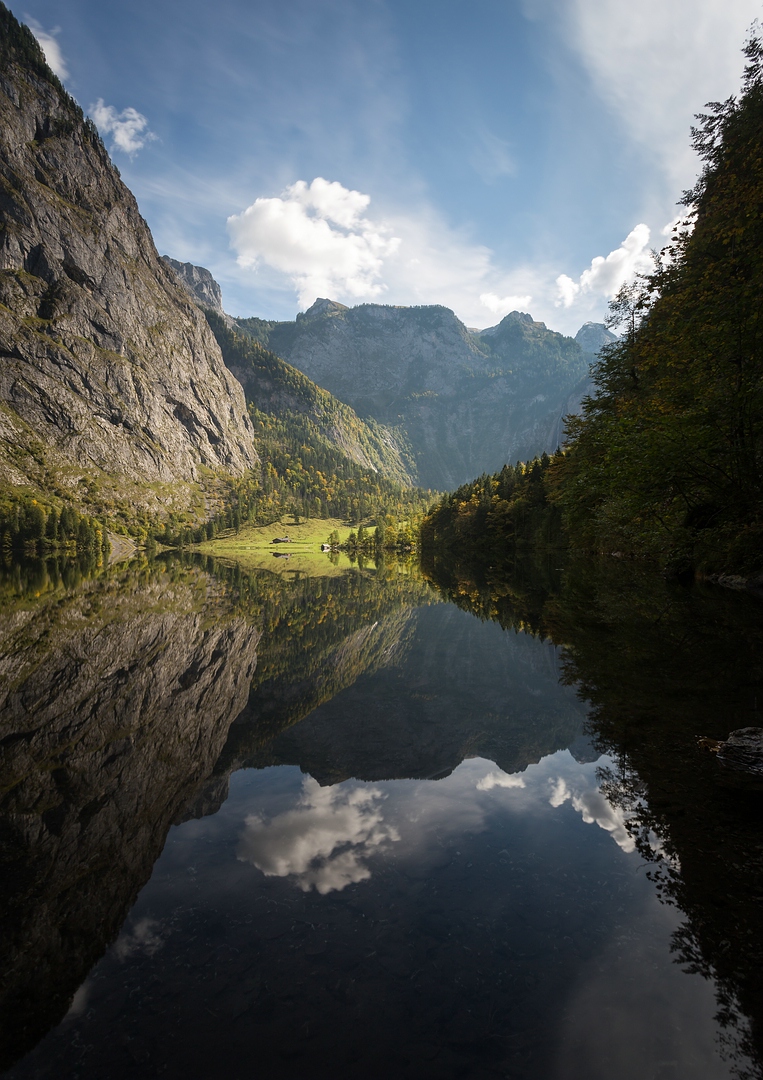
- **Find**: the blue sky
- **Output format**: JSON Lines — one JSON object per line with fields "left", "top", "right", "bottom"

{"left": 21, "top": 0, "right": 761, "bottom": 333}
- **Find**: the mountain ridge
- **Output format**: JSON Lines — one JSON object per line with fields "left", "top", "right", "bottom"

{"left": 233, "top": 297, "right": 606, "bottom": 489}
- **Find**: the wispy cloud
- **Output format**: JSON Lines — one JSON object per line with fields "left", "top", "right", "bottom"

{"left": 528, "top": 0, "right": 760, "bottom": 196}
{"left": 470, "top": 126, "right": 516, "bottom": 184}
{"left": 89, "top": 98, "right": 156, "bottom": 156}
{"left": 24, "top": 16, "right": 68, "bottom": 79}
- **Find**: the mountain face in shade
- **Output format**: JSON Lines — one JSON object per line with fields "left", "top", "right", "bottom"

{"left": 235, "top": 301, "right": 592, "bottom": 489}
{"left": 0, "top": 6, "right": 257, "bottom": 515}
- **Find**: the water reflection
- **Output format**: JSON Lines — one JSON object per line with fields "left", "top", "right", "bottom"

{"left": 424, "top": 553, "right": 763, "bottom": 1078}
{"left": 0, "top": 552, "right": 761, "bottom": 1078}
{"left": 4, "top": 752, "right": 742, "bottom": 1080}
{"left": 237, "top": 777, "right": 400, "bottom": 893}
{"left": 0, "top": 556, "right": 261, "bottom": 1070}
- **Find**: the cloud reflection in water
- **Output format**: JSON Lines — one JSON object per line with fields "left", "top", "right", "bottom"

{"left": 236, "top": 753, "right": 657, "bottom": 897}
{"left": 237, "top": 777, "right": 400, "bottom": 894}
{"left": 548, "top": 776, "right": 637, "bottom": 853}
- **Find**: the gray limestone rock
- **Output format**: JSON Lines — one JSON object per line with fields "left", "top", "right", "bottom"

{"left": 0, "top": 11, "right": 257, "bottom": 510}
{"left": 241, "top": 302, "right": 591, "bottom": 489}
{"left": 574, "top": 321, "right": 617, "bottom": 356}
{"left": 161, "top": 255, "right": 225, "bottom": 314}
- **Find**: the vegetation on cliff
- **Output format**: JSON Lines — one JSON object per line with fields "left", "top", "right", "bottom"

{"left": 553, "top": 36, "right": 763, "bottom": 575}
{"left": 161, "top": 314, "right": 435, "bottom": 540}
{"left": 422, "top": 34, "right": 763, "bottom": 578}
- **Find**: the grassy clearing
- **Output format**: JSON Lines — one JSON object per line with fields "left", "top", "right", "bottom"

{"left": 194, "top": 517, "right": 375, "bottom": 576}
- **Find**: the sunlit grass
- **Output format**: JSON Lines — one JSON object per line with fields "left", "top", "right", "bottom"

{"left": 194, "top": 516, "right": 378, "bottom": 576}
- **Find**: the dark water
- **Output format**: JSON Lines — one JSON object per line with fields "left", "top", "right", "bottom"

{"left": 0, "top": 553, "right": 762, "bottom": 1079}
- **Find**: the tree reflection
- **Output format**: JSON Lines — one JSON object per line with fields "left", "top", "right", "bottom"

{"left": 424, "top": 554, "right": 763, "bottom": 1078}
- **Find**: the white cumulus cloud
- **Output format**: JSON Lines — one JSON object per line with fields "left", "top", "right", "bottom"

{"left": 555, "top": 224, "right": 653, "bottom": 308}
{"left": 227, "top": 176, "right": 545, "bottom": 326}
{"left": 228, "top": 177, "right": 400, "bottom": 308}
{"left": 89, "top": 98, "right": 155, "bottom": 156}
{"left": 548, "top": 775, "right": 635, "bottom": 852}
{"left": 237, "top": 776, "right": 399, "bottom": 895}
{"left": 24, "top": 17, "right": 68, "bottom": 79}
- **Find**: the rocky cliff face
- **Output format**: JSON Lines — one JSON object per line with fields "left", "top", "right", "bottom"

{"left": 239, "top": 301, "right": 591, "bottom": 489}
{"left": 0, "top": 561, "right": 260, "bottom": 1067}
{"left": 205, "top": 311, "right": 416, "bottom": 486}
{"left": 0, "top": 8, "right": 257, "bottom": 514}
{"left": 162, "top": 255, "right": 225, "bottom": 315}
{"left": 574, "top": 320, "right": 617, "bottom": 356}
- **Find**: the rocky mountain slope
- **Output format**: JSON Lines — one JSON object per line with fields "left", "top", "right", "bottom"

{"left": 206, "top": 312, "right": 416, "bottom": 486}
{"left": 0, "top": 7, "right": 257, "bottom": 519}
{"left": 237, "top": 300, "right": 598, "bottom": 489}
{"left": 162, "top": 255, "right": 226, "bottom": 316}
{"left": 160, "top": 259, "right": 416, "bottom": 486}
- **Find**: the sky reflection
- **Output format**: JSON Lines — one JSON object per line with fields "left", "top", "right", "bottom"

{"left": 234, "top": 751, "right": 651, "bottom": 896}
{"left": 237, "top": 777, "right": 400, "bottom": 894}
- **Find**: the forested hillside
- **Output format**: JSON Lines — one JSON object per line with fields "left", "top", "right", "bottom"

{"left": 556, "top": 39, "right": 763, "bottom": 575}
{"left": 201, "top": 315, "right": 434, "bottom": 531}
{"left": 422, "top": 35, "right": 763, "bottom": 579}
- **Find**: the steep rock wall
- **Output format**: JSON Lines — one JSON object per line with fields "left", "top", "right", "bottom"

{"left": 0, "top": 8, "right": 257, "bottom": 508}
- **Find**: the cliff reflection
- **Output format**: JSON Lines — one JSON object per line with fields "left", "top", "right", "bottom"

{"left": 0, "top": 555, "right": 437, "bottom": 1069}
{"left": 423, "top": 554, "right": 763, "bottom": 1076}
{"left": 0, "top": 557, "right": 260, "bottom": 1068}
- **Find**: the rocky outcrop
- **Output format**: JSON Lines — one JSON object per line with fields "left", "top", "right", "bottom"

{"left": 0, "top": 562, "right": 260, "bottom": 1068}
{"left": 161, "top": 255, "right": 225, "bottom": 315}
{"left": 0, "top": 8, "right": 257, "bottom": 513}
{"left": 574, "top": 321, "right": 617, "bottom": 356}
{"left": 238, "top": 301, "right": 591, "bottom": 489}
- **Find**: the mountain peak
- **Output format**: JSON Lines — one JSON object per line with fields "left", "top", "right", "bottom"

{"left": 299, "top": 298, "right": 349, "bottom": 320}
{"left": 574, "top": 322, "right": 617, "bottom": 354}
{"left": 162, "top": 257, "right": 224, "bottom": 315}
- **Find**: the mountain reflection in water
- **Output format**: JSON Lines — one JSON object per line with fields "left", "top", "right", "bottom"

{"left": 0, "top": 553, "right": 761, "bottom": 1079}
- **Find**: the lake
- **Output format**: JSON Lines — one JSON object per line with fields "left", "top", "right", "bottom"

{"left": 0, "top": 552, "right": 761, "bottom": 1079}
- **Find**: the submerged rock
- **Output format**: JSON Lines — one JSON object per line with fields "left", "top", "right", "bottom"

{"left": 716, "top": 727, "right": 763, "bottom": 777}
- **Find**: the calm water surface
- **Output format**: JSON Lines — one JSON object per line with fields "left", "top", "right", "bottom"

{"left": 0, "top": 554, "right": 761, "bottom": 1079}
